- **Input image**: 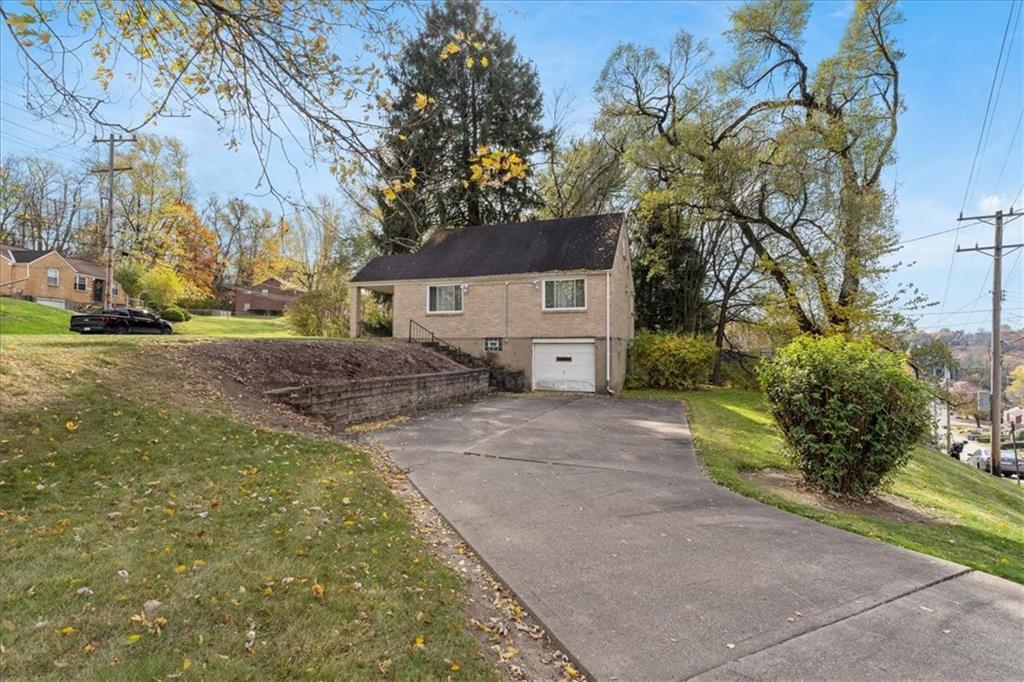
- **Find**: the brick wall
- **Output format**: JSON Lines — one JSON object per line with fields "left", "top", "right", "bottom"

{"left": 264, "top": 368, "right": 490, "bottom": 430}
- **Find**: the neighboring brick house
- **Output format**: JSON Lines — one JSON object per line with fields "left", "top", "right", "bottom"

{"left": 350, "top": 214, "right": 635, "bottom": 393}
{"left": 0, "top": 245, "right": 127, "bottom": 309}
{"left": 233, "top": 277, "right": 305, "bottom": 315}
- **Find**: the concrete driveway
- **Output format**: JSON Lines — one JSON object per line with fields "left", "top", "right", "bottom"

{"left": 370, "top": 395, "right": 1024, "bottom": 681}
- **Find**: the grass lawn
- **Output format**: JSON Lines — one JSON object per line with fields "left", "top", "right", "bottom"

{"left": 174, "top": 315, "right": 296, "bottom": 338}
{"left": 0, "top": 341, "right": 493, "bottom": 680}
{"left": 629, "top": 388, "right": 1024, "bottom": 585}
{"left": 0, "top": 297, "right": 71, "bottom": 335}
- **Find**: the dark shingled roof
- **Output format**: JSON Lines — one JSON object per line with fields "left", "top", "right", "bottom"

{"left": 6, "top": 248, "right": 50, "bottom": 263}
{"left": 352, "top": 213, "right": 624, "bottom": 283}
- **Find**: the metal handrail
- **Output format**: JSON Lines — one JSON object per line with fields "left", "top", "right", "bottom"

{"left": 408, "top": 319, "right": 469, "bottom": 359}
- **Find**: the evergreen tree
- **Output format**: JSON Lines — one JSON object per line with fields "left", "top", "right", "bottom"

{"left": 374, "top": 0, "right": 546, "bottom": 253}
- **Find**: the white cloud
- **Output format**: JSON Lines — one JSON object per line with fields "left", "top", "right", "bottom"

{"left": 979, "top": 194, "right": 1002, "bottom": 213}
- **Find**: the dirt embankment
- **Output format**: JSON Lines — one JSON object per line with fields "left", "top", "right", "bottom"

{"left": 175, "top": 339, "right": 464, "bottom": 392}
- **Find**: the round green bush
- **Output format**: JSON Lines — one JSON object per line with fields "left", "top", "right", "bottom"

{"left": 159, "top": 306, "right": 191, "bottom": 322}
{"left": 758, "top": 335, "right": 931, "bottom": 496}
{"left": 626, "top": 331, "right": 716, "bottom": 390}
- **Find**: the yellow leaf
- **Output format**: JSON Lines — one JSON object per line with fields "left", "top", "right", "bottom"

{"left": 413, "top": 634, "right": 425, "bottom": 649}
{"left": 183, "top": 657, "right": 192, "bottom": 671}
{"left": 564, "top": 663, "right": 580, "bottom": 678}
{"left": 127, "top": 634, "right": 141, "bottom": 643}
{"left": 312, "top": 582, "right": 324, "bottom": 600}
{"left": 414, "top": 92, "right": 430, "bottom": 111}
{"left": 409, "top": 167, "right": 417, "bottom": 180}
{"left": 465, "top": 56, "right": 475, "bottom": 69}
{"left": 57, "top": 626, "right": 75, "bottom": 636}
{"left": 83, "top": 643, "right": 95, "bottom": 654}
{"left": 343, "top": 519, "right": 356, "bottom": 527}
{"left": 383, "top": 187, "right": 397, "bottom": 202}
{"left": 341, "top": 497, "right": 351, "bottom": 505}
{"left": 480, "top": 56, "right": 489, "bottom": 68}
{"left": 65, "top": 420, "right": 78, "bottom": 432}
{"left": 451, "top": 661, "right": 461, "bottom": 672}
{"left": 476, "top": 145, "right": 489, "bottom": 156}
{"left": 175, "top": 564, "right": 188, "bottom": 574}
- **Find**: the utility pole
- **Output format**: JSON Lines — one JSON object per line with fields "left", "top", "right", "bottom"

{"left": 944, "top": 365, "right": 952, "bottom": 455}
{"left": 90, "top": 134, "right": 135, "bottom": 307}
{"left": 956, "top": 208, "right": 1023, "bottom": 476}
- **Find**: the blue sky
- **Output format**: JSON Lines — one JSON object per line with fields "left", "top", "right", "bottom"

{"left": 1, "top": 0, "right": 1021, "bottom": 331}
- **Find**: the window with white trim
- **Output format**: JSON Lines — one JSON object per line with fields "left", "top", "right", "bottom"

{"left": 46, "top": 268, "right": 59, "bottom": 286}
{"left": 428, "top": 284, "right": 462, "bottom": 313}
{"left": 112, "top": 281, "right": 119, "bottom": 295}
{"left": 543, "top": 278, "right": 586, "bottom": 310}
{"left": 484, "top": 337, "right": 502, "bottom": 352}
{"left": 73, "top": 275, "right": 87, "bottom": 291}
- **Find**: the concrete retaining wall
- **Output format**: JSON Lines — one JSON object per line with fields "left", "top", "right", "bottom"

{"left": 265, "top": 368, "right": 490, "bottom": 429}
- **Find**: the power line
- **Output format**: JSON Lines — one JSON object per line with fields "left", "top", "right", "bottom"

{"left": 960, "top": 0, "right": 1018, "bottom": 215}
{"left": 993, "top": 105, "right": 1024, "bottom": 192}
{"left": 898, "top": 220, "right": 985, "bottom": 245}
{"left": 0, "top": 131, "right": 88, "bottom": 164}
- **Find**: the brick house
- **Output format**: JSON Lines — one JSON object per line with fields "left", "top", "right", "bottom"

{"left": 0, "top": 245, "right": 127, "bottom": 309}
{"left": 233, "top": 277, "right": 305, "bottom": 315}
{"left": 350, "top": 214, "right": 635, "bottom": 393}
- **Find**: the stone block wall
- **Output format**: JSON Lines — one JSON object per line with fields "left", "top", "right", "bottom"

{"left": 265, "top": 368, "right": 490, "bottom": 429}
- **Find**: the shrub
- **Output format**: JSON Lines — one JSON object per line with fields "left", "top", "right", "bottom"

{"left": 285, "top": 289, "right": 348, "bottom": 337}
{"left": 626, "top": 331, "right": 715, "bottom": 390}
{"left": 758, "top": 335, "right": 931, "bottom": 496}
{"left": 159, "top": 306, "right": 191, "bottom": 322}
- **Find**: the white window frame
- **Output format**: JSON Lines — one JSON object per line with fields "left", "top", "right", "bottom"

{"left": 73, "top": 274, "right": 87, "bottom": 291}
{"left": 542, "top": 277, "right": 587, "bottom": 311}
{"left": 484, "top": 337, "right": 502, "bottom": 352}
{"left": 46, "top": 268, "right": 59, "bottom": 287}
{"left": 426, "top": 283, "right": 463, "bottom": 315}
{"left": 112, "top": 281, "right": 119, "bottom": 295}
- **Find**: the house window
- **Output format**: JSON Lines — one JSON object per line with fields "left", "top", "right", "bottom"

{"left": 427, "top": 284, "right": 462, "bottom": 313}
{"left": 544, "top": 278, "right": 586, "bottom": 310}
{"left": 261, "top": 288, "right": 269, "bottom": 295}
{"left": 74, "top": 275, "right": 87, "bottom": 291}
{"left": 112, "top": 281, "right": 119, "bottom": 295}
{"left": 47, "top": 268, "right": 59, "bottom": 286}
{"left": 484, "top": 337, "right": 502, "bottom": 352}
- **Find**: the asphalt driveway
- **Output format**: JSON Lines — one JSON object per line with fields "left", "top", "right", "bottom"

{"left": 370, "top": 395, "right": 1024, "bottom": 681}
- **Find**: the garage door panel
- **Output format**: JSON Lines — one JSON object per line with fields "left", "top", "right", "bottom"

{"left": 533, "top": 341, "right": 595, "bottom": 392}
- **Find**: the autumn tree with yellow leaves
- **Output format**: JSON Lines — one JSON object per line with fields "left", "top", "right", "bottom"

{"left": 373, "top": 0, "right": 546, "bottom": 254}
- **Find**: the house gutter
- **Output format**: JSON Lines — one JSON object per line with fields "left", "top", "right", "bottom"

{"left": 605, "top": 270, "right": 613, "bottom": 395}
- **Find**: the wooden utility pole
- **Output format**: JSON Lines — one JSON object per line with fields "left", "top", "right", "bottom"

{"left": 90, "top": 134, "right": 135, "bottom": 307}
{"left": 956, "top": 208, "right": 1023, "bottom": 476}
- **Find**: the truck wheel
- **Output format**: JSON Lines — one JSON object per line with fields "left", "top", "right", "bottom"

{"left": 114, "top": 323, "right": 128, "bottom": 334}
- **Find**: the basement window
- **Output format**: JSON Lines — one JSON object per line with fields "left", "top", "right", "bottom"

{"left": 484, "top": 337, "right": 502, "bottom": 352}
{"left": 427, "top": 284, "right": 462, "bottom": 313}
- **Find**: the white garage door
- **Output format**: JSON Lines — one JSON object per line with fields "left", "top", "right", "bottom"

{"left": 36, "top": 298, "right": 66, "bottom": 309}
{"left": 532, "top": 339, "right": 596, "bottom": 392}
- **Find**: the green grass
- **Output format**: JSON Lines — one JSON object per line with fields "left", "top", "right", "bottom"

{"left": 0, "top": 298, "right": 296, "bottom": 339}
{"left": 0, "top": 344, "right": 493, "bottom": 680}
{"left": 628, "top": 388, "right": 1024, "bottom": 584}
{"left": 173, "top": 315, "right": 296, "bottom": 338}
{"left": 0, "top": 297, "right": 72, "bottom": 335}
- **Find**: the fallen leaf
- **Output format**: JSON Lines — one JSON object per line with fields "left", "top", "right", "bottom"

{"left": 57, "top": 626, "right": 74, "bottom": 636}
{"left": 413, "top": 634, "right": 425, "bottom": 649}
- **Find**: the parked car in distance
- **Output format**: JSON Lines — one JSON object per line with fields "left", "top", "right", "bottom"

{"left": 998, "top": 449, "right": 1023, "bottom": 477}
{"left": 70, "top": 308, "right": 173, "bottom": 335}
{"left": 964, "top": 449, "right": 990, "bottom": 472}
{"left": 965, "top": 429, "right": 983, "bottom": 440}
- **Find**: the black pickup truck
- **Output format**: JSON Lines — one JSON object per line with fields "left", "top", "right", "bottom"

{"left": 70, "top": 308, "right": 173, "bottom": 335}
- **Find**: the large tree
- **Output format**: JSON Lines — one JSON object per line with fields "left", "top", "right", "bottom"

{"left": 374, "top": 0, "right": 546, "bottom": 253}
{"left": 597, "top": 0, "right": 907, "bottom": 336}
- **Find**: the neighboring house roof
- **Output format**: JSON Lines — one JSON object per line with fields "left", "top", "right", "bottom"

{"left": 254, "top": 277, "right": 306, "bottom": 292}
{"left": 0, "top": 245, "right": 117, "bottom": 281}
{"left": 352, "top": 213, "right": 625, "bottom": 283}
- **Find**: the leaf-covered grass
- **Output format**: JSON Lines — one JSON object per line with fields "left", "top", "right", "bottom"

{"left": 628, "top": 388, "right": 1024, "bottom": 585}
{"left": 0, "top": 297, "right": 72, "bottom": 335}
{"left": 173, "top": 315, "right": 296, "bottom": 338}
{"left": 0, "top": 349, "right": 493, "bottom": 680}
